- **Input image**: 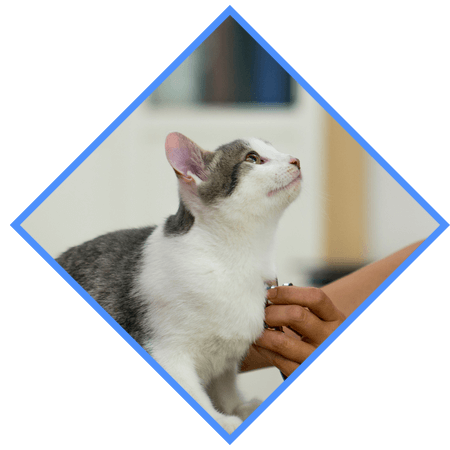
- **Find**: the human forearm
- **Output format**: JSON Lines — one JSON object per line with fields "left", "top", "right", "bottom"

{"left": 321, "top": 240, "right": 424, "bottom": 317}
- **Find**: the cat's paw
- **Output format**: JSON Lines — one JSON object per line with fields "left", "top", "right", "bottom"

{"left": 217, "top": 415, "right": 243, "bottom": 434}
{"left": 233, "top": 398, "right": 263, "bottom": 421}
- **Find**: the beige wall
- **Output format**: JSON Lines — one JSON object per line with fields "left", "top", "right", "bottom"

{"left": 323, "top": 113, "right": 368, "bottom": 265}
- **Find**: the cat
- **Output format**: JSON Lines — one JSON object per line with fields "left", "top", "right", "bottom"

{"left": 56, "top": 132, "right": 302, "bottom": 433}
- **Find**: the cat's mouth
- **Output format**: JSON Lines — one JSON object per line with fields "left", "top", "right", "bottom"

{"left": 267, "top": 172, "right": 302, "bottom": 197}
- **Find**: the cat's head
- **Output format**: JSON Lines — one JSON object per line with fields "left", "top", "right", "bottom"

{"left": 165, "top": 132, "right": 301, "bottom": 223}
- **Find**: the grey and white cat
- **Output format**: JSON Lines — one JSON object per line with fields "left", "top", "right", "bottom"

{"left": 57, "top": 132, "right": 302, "bottom": 433}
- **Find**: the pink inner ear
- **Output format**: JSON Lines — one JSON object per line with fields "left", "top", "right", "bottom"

{"left": 165, "top": 132, "right": 208, "bottom": 181}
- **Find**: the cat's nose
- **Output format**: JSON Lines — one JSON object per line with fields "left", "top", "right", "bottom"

{"left": 290, "top": 157, "right": 300, "bottom": 170}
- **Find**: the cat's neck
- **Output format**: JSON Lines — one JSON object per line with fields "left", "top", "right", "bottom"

{"left": 193, "top": 208, "right": 282, "bottom": 263}
{"left": 162, "top": 199, "right": 283, "bottom": 273}
{"left": 200, "top": 214, "right": 278, "bottom": 242}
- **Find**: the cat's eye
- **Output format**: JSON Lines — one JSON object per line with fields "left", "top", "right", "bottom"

{"left": 245, "top": 152, "right": 261, "bottom": 164}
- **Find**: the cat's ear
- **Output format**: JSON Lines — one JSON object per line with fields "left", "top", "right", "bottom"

{"left": 165, "top": 133, "right": 212, "bottom": 187}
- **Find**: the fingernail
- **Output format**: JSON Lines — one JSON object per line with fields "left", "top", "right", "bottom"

{"left": 267, "top": 287, "right": 277, "bottom": 299}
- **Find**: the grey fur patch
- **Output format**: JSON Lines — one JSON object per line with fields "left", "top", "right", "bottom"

{"left": 56, "top": 226, "right": 155, "bottom": 345}
{"left": 164, "top": 201, "right": 195, "bottom": 237}
{"left": 162, "top": 139, "right": 255, "bottom": 237}
{"left": 198, "top": 139, "right": 253, "bottom": 204}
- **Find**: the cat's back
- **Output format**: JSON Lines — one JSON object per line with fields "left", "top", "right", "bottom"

{"left": 56, "top": 226, "right": 155, "bottom": 343}
{"left": 57, "top": 226, "right": 155, "bottom": 292}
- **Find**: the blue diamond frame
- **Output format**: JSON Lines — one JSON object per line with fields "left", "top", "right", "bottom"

{"left": 10, "top": 5, "right": 449, "bottom": 445}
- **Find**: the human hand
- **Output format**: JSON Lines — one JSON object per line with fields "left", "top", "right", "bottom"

{"left": 254, "top": 286, "right": 346, "bottom": 378}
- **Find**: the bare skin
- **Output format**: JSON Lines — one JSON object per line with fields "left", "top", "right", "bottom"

{"left": 241, "top": 240, "right": 424, "bottom": 376}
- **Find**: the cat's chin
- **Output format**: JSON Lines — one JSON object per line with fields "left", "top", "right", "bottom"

{"left": 267, "top": 173, "right": 302, "bottom": 198}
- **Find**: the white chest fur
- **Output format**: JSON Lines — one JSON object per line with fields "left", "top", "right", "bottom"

{"left": 137, "top": 221, "right": 276, "bottom": 383}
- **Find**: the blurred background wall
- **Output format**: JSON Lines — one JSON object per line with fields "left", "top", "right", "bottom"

{"left": 22, "top": 17, "right": 438, "bottom": 400}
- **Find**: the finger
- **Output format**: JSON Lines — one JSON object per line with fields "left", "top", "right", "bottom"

{"left": 283, "top": 326, "right": 303, "bottom": 341}
{"left": 267, "top": 286, "right": 345, "bottom": 322}
{"left": 255, "top": 329, "right": 316, "bottom": 364}
{"left": 265, "top": 304, "right": 332, "bottom": 344}
{"left": 253, "top": 346, "right": 298, "bottom": 378}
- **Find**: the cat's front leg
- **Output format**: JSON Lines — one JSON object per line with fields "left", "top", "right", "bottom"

{"left": 207, "top": 366, "right": 263, "bottom": 421}
{"left": 151, "top": 348, "right": 243, "bottom": 433}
